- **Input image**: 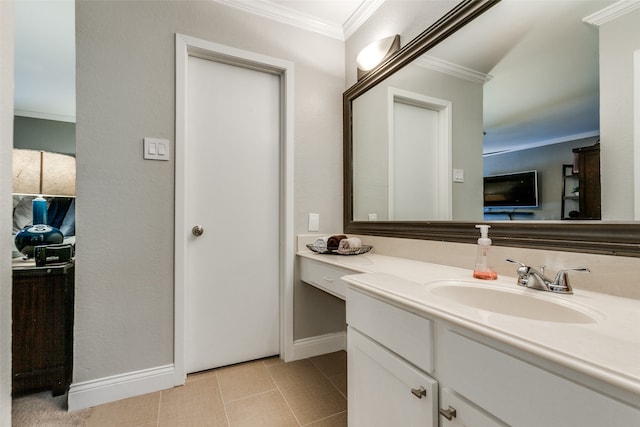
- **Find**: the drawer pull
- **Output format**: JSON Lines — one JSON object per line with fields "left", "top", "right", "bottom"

{"left": 411, "top": 386, "right": 426, "bottom": 399}
{"left": 439, "top": 406, "right": 457, "bottom": 421}
{"left": 322, "top": 276, "right": 335, "bottom": 282}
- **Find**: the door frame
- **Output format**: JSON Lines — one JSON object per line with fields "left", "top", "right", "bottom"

{"left": 174, "top": 34, "right": 294, "bottom": 385}
{"left": 634, "top": 49, "right": 640, "bottom": 220}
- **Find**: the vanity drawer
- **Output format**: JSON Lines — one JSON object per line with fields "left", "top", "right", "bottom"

{"left": 299, "top": 257, "right": 355, "bottom": 300}
{"left": 347, "top": 288, "right": 434, "bottom": 373}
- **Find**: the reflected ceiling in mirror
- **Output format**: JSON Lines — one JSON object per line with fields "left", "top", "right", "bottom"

{"left": 428, "top": 0, "right": 603, "bottom": 155}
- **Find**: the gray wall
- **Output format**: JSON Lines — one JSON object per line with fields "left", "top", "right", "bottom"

{"left": 75, "top": 0, "right": 345, "bottom": 384}
{"left": 13, "top": 116, "right": 75, "bottom": 154}
{"left": 600, "top": 7, "right": 640, "bottom": 220}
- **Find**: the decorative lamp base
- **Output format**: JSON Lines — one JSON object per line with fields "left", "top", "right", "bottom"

{"left": 15, "top": 224, "right": 64, "bottom": 258}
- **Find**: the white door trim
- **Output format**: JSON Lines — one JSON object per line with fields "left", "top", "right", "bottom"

{"left": 387, "top": 87, "right": 452, "bottom": 220}
{"left": 634, "top": 49, "right": 640, "bottom": 221}
{"left": 174, "top": 33, "right": 294, "bottom": 385}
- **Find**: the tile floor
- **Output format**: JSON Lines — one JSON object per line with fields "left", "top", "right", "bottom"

{"left": 13, "top": 351, "right": 347, "bottom": 427}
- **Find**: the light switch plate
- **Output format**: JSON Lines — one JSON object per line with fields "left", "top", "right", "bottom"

{"left": 453, "top": 168, "right": 464, "bottom": 183}
{"left": 144, "top": 138, "right": 170, "bottom": 161}
{"left": 308, "top": 213, "right": 320, "bottom": 232}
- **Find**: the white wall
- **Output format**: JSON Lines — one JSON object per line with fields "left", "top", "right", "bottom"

{"left": 0, "top": 1, "right": 14, "bottom": 424}
{"left": 600, "top": 7, "right": 640, "bottom": 220}
{"left": 75, "top": 0, "right": 345, "bottom": 386}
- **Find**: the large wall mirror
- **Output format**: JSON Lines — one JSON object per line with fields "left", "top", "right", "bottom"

{"left": 344, "top": 0, "right": 640, "bottom": 256}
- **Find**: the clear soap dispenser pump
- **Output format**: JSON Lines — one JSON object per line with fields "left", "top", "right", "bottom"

{"left": 473, "top": 224, "right": 498, "bottom": 280}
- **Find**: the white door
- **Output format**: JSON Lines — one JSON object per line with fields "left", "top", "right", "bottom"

{"left": 391, "top": 100, "right": 439, "bottom": 220}
{"left": 184, "top": 55, "right": 280, "bottom": 373}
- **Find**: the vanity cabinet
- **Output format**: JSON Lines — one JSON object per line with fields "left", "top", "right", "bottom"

{"left": 443, "top": 330, "right": 640, "bottom": 427}
{"left": 439, "top": 388, "right": 507, "bottom": 427}
{"left": 347, "top": 289, "right": 438, "bottom": 427}
{"left": 346, "top": 285, "right": 640, "bottom": 427}
{"left": 348, "top": 327, "right": 438, "bottom": 426}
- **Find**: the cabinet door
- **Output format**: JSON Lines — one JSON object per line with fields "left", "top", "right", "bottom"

{"left": 440, "top": 387, "right": 508, "bottom": 427}
{"left": 12, "top": 265, "right": 74, "bottom": 396}
{"left": 443, "top": 330, "right": 640, "bottom": 427}
{"left": 12, "top": 273, "right": 66, "bottom": 374}
{"left": 574, "top": 143, "right": 601, "bottom": 219}
{"left": 348, "top": 327, "right": 438, "bottom": 427}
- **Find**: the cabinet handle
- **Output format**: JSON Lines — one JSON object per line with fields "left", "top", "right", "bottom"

{"left": 322, "top": 276, "right": 334, "bottom": 282}
{"left": 439, "top": 406, "right": 457, "bottom": 421}
{"left": 411, "top": 386, "right": 426, "bottom": 399}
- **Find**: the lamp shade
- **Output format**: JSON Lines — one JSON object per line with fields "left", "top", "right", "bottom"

{"left": 13, "top": 148, "right": 76, "bottom": 197}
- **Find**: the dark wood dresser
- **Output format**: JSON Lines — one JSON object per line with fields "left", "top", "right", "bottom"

{"left": 12, "top": 260, "right": 74, "bottom": 396}
{"left": 572, "top": 143, "right": 601, "bottom": 219}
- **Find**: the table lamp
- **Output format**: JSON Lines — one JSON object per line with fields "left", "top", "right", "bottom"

{"left": 12, "top": 149, "right": 76, "bottom": 257}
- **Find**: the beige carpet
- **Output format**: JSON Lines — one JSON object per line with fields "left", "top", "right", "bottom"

{"left": 12, "top": 391, "right": 92, "bottom": 426}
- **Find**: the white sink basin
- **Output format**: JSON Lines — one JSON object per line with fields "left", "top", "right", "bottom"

{"left": 425, "top": 281, "right": 600, "bottom": 324}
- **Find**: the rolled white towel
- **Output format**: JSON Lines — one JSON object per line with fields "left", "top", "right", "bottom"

{"left": 313, "top": 236, "right": 329, "bottom": 251}
{"left": 338, "top": 237, "right": 362, "bottom": 250}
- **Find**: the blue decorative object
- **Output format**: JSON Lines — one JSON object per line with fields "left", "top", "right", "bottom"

{"left": 15, "top": 224, "right": 64, "bottom": 258}
{"left": 31, "top": 196, "right": 48, "bottom": 224}
{"left": 14, "top": 196, "right": 63, "bottom": 257}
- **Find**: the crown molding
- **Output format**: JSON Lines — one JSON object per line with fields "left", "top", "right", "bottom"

{"left": 415, "top": 55, "right": 492, "bottom": 84}
{"left": 583, "top": 0, "right": 640, "bottom": 27}
{"left": 213, "top": 0, "right": 340, "bottom": 39}
{"left": 344, "top": 0, "right": 386, "bottom": 39}
{"left": 483, "top": 130, "right": 600, "bottom": 156}
{"left": 213, "top": 0, "right": 384, "bottom": 40}
{"left": 14, "top": 109, "right": 76, "bottom": 123}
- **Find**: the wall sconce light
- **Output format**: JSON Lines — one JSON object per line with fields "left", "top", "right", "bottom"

{"left": 356, "top": 34, "right": 400, "bottom": 80}
{"left": 13, "top": 148, "right": 76, "bottom": 257}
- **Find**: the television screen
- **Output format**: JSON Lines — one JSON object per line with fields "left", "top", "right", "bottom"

{"left": 483, "top": 170, "right": 538, "bottom": 208}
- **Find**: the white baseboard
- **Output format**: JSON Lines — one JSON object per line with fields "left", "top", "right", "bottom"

{"left": 289, "top": 331, "right": 346, "bottom": 361}
{"left": 67, "top": 364, "right": 175, "bottom": 411}
{"left": 68, "top": 333, "right": 345, "bottom": 410}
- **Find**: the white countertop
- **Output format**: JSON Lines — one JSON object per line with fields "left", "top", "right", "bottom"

{"left": 297, "top": 250, "right": 640, "bottom": 398}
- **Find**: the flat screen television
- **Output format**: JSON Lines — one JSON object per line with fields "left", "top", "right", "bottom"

{"left": 483, "top": 170, "right": 539, "bottom": 208}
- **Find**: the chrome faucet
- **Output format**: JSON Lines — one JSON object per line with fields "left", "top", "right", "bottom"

{"left": 506, "top": 259, "right": 590, "bottom": 294}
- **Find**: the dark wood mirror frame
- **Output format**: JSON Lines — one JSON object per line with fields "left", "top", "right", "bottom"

{"left": 343, "top": 0, "right": 640, "bottom": 257}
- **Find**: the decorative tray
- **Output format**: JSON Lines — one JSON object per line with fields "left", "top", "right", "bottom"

{"left": 306, "top": 243, "right": 373, "bottom": 256}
